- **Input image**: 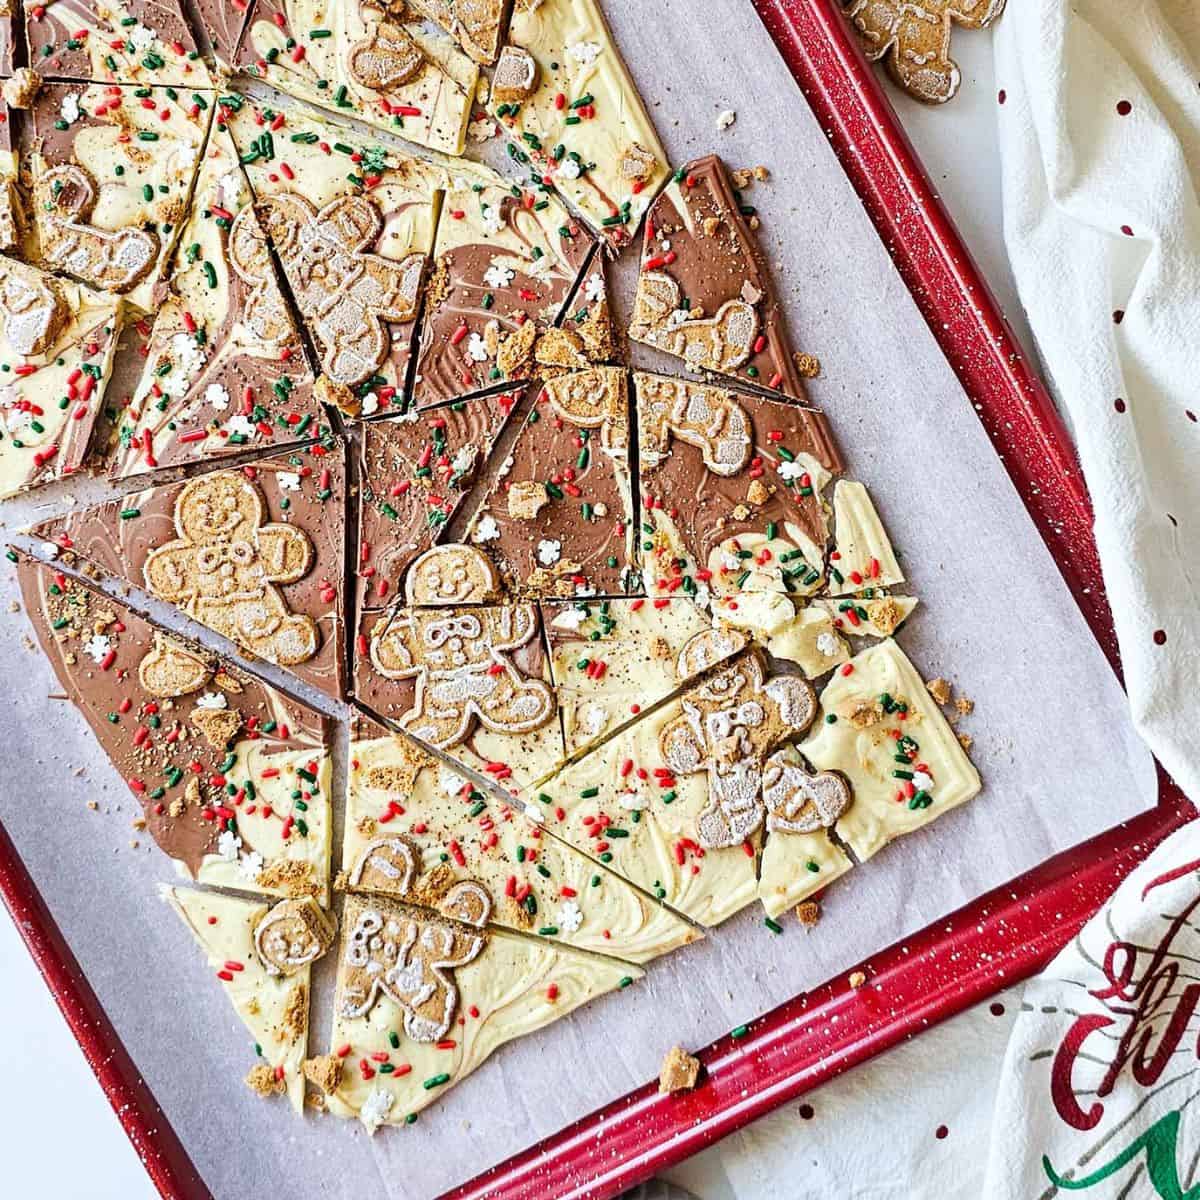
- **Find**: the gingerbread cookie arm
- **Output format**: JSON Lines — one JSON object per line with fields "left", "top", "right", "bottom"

{"left": 658, "top": 705, "right": 707, "bottom": 777}
{"left": 370, "top": 618, "right": 419, "bottom": 680}
{"left": 143, "top": 542, "right": 200, "bottom": 604}
{"left": 487, "top": 603, "right": 541, "bottom": 653}
{"left": 256, "top": 524, "right": 315, "bottom": 584}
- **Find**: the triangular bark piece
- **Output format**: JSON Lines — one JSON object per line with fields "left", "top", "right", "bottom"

{"left": 326, "top": 891, "right": 639, "bottom": 1131}
{"left": 412, "top": 160, "right": 595, "bottom": 409}
{"left": 225, "top": 94, "right": 446, "bottom": 418}
{"left": 161, "top": 886, "right": 317, "bottom": 1112}
{"left": 0, "top": 257, "right": 123, "bottom": 498}
{"left": 462, "top": 368, "right": 635, "bottom": 599}
{"left": 35, "top": 442, "right": 349, "bottom": 701}
{"left": 235, "top": 3, "right": 479, "bottom": 155}
{"left": 493, "top": 0, "right": 670, "bottom": 249}
{"left": 356, "top": 391, "right": 520, "bottom": 612}
{"left": 407, "top": 0, "right": 506, "bottom": 64}
{"left": 24, "top": 1, "right": 211, "bottom": 87}
{"left": 345, "top": 722, "right": 697, "bottom": 962}
{"left": 24, "top": 83, "right": 212, "bottom": 313}
{"left": 629, "top": 156, "right": 820, "bottom": 401}
{"left": 20, "top": 557, "right": 334, "bottom": 900}
{"left": 107, "top": 121, "right": 327, "bottom": 479}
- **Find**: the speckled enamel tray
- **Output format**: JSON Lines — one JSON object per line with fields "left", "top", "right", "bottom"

{"left": 0, "top": 2, "right": 1190, "bottom": 1198}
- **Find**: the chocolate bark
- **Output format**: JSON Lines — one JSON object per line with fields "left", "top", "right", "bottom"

{"left": 635, "top": 371, "right": 840, "bottom": 607}
{"left": 406, "top": 0, "right": 505, "bottom": 65}
{"left": 19, "top": 556, "right": 332, "bottom": 895}
{"left": 235, "top": 0, "right": 479, "bottom": 155}
{"left": 463, "top": 367, "right": 635, "bottom": 598}
{"left": 0, "top": 255, "right": 123, "bottom": 498}
{"left": 35, "top": 442, "right": 349, "bottom": 701}
{"left": 24, "top": 82, "right": 212, "bottom": 312}
{"left": 356, "top": 391, "right": 519, "bottom": 612}
{"left": 630, "top": 156, "right": 817, "bottom": 402}
{"left": 109, "top": 120, "right": 327, "bottom": 479}
{"left": 0, "top": 6, "right": 12, "bottom": 76}
{"left": 225, "top": 94, "right": 445, "bottom": 417}
{"left": 412, "top": 161, "right": 595, "bottom": 409}
{"left": 24, "top": 0, "right": 210, "bottom": 87}
{"left": 189, "top": 0, "right": 254, "bottom": 72}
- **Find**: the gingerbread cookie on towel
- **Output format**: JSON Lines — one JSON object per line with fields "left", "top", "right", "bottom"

{"left": 843, "top": 0, "right": 1005, "bottom": 105}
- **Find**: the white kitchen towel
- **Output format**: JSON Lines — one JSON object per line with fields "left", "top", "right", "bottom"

{"left": 982, "top": 819, "right": 1200, "bottom": 1199}
{"left": 992, "top": 0, "right": 1200, "bottom": 804}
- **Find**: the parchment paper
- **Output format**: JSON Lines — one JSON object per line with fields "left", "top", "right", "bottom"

{"left": 0, "top": 2, "right": 1158, "bottom": 1197}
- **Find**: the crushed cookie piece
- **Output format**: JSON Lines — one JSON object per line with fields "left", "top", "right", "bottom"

{"left": 508, "top": 480, "right": 550, "bottom": 521}
{"left": 955, "top": 696, "right": 975, "bottom": 717}
{"left": 658, "top": 1045, "right": 701, "bottom": 1094}
{"left": 793, "top": 352, "right": 821, "bottom": 378}
{"left": 746, "top": 479, "right": 770, "bottom": 506}
{"left": 849, "top": 970, "right": 867, "bottom": 989}
{"left": 957, "top": 732, "right": 974, "bottom": 751}
{"left": 795, "top": 899, "right": 821, "bottom": 929}
{"left": 926, "top": 677, "right": 952, "bottom": 706}
{"left": 303, "top": 1054, "right": 345, "bottom": 1096}
{"left": 245, "top": 1063, "right": 286, "bottom": 1098}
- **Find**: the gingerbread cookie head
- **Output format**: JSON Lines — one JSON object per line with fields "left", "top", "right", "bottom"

{"left": 34, "top": 163, "right": 160, "bottom": 294}
{"left": 404, "top": 543, "right": 501, "bottom": 606}
{"left": 258, "top": 191, "right": 424, "bottom": 387}
{"left": 543, "top": 368, "right": 629, "bottom": 453}
{"left": 632, "top": 273, "right": 758, "bottom": 375}
{"left": 844, "top": 0, "right": 1006, "bottom": 105}
{"left": 0, "top": 259, "right": 68, "bottom": 358}
{"left": 660, "top": 637, "right": 818, "bottom": 849}
{"left": 349, "top": 833, "right": 421, "bottom": 897}
{"left": 142, "top": 472, "right": 319, "bottom": 668}
{"left": 254, "top": 897, "right": 337, "bottom": 978}
{"left": 492, "top": 45, "right": 538, "bottom": 103}
{"left": 337, "top": 895, "right": 489, "bottom": 1042}
{"left": 349, "top": 20, "right": 427, "bottom": 91}
{"left": 763, "top": 749, "right": 852, "bottom": 835}
{"left": 370, "top": 602, "right": 555, "bottom": 749}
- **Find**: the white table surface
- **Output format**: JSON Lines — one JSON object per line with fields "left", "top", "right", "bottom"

{"left": 0, "top": 28, "right": 1030, "bottom": 1200}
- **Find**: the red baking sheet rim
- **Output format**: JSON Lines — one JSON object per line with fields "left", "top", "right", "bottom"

{"left": 0, "top": 3, "right": 1191, "bottom": 1198}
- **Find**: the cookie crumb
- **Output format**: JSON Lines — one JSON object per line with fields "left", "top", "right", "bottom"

{"left": 795, "top": 900, "right": 821, "bottom": 929}
{"left": 753, "top": 165, "right": 771, "bottom": 182}
{"left": 848, "top": 970, "right": 867, "bottom": 989}
{"left": 955, "top": 696, "right": 974, "bottom": 717}
{"left": 245, "top": 1063, "right": 286, "bottom": 1098}
{"left": 793, "top": 352, "right": 821, "bottom": 378}
{"left": 957, "top": 732, "right": 974, "bottom": 752}
{"left": 926, "top": 677, "right": 952, "bottom": 706}
{"left": 303, "top": 1054, "right": 344, "bottom": 1096}
{"left": 659, "top": 1045, "right": 701, "bottom": 1094}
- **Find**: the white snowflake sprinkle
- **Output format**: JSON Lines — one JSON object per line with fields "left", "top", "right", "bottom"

{"left": 239, "top": 851, "right": 264, "bottom": 881}
{"left": 439, "top": 766, "right": 468, "bottom": 798}
{"left": 567, "top": 40, "right": 603, "bottom": 68}
{"left": 205, "top": 383, "right": 229, "bottom": 411}
{"left": 537, "top": 538, "right": 561, "bottom": 566}
{"left": 196, "top": 691, "right": 228, "bottom": 710}
{"left": 583, "top": 272, "right": 605, "bottom": 303}
{"left": 82, "top": 634, "right": 111, "bottom": 664}
{"left": 483, "top": 263, "right": 515, "bottom": 290}
{"left": 217, "top": 830, "right": 243, "bottom": 862}
{"left": 556, "top": 158, "right": 582, "bottom": 181}
{"left": 278, "top": 472, "right": 302, "bottom": 492}
{"left": 480, "top": 203, "right": 503, "bottom": 237}
{"left": 466, "top": 331, "right": 490, "bottom": 363}
{"left": 472, "top": 514, "right": 500, "bottom": 543}
{"left": 557, "top": 901, "right": 583, "bottom": 933}
{"left": 360, "top": 1087, "right": 394, "bottom": 1134}
{"left": 816, "top": 632, "right": 840, "bottom": 657}
{"left": 777, "top": 459, "right": 806, "bottom": 482}
{"left": 225, "top": 413, "right": 257, "bottom": 439}
{"left": 60, "top": 93, "right": 81, "bottom": 124}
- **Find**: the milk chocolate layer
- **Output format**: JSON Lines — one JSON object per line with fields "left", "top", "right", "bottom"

{"left": 19, "top": 557, "right": 329, "bottom": 878}
{"left": 356, "top": 392, "right": 519, "bottom": 612}
{"left": 35, "top": 442, "right": 349, "bottom": 701}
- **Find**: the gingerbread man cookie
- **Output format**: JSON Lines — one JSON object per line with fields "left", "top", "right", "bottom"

{"left": 637, "top": 373, "right": 753, "bottom": 477}
{"left": 0, "top": 258, "right": 68, "bottom": 357}
{"left": 844, "top": 0, "right": 1006, "bottom": 104}
{"left": 227, "top": 206, "right": 294, "bottom": 345}
{"left": 257, "top": 192, "right": 425, "bottom": 387}
{"left": 338, "top": 889, "right": 491, "bottom": 1042}
{"left": 254, "top": 897, "right": 337, "bottom": 978}
{"left": 143, "top": 472, "right": 320, "bottom": 667}
{"left": 370, "top": 598, "right": 556, "bottom": 750}
{"left": 543, "top": 367, "right": 629, "bottom": 455}
{"left": 632, "top": 273, "right": 758, "bottom": 376}
{"left": 762, "top": 749, "right": 853, "bottom": 835}
{"left": 660, "top": 632, "right": 818, "bottom": 849}
{"left": 33, "top": 163, "right": 160, "bottom": 294}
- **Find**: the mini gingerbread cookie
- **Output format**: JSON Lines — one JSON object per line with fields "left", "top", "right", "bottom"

{"left": 25, "top": 82, "right": 210, "bottom": 312}
{"left": 326, "top": 890, "right": 639, "bottom": 1132}
{"left": 163, "top": 886, "right": 313, "bottom": 1112}
{"left": 463, "top": 368, "right": 635, "bottom": 599}
{"left": 494, "top": 0, "right": 670, "bottom": 248}
{"left": 236, "top": 0, "right": 479, "bottom": 155}
{"left": 21, "top": 558, "right": 334, "bottom": 900}
{"left": 35, "top": 446, "right": 348, "bottom": 701}
{"left": 844, "top": 0, "right": 1006, "bottom": 105}
{"left": 630, "top": 158, "right": 820, "bottom": 401}
{"left": 356, "top": 392, "right": 519, "bottom": 612}
{"left": 0, "top": 257, "right": 121, "bottom": 499}
{"left": 24, "top": 0, "right": 210, "bottom": 88}
{"left": 659, "top": 633, "right": 818, "bottom": 849}
{"left": 344, "top": 720, "right": 698, "bottom": 961}
{"left": 226, "top": 96, "right": 446, "bottom": 417}
{"left": 107, "top": 122, "right": 327, "bottom": 480}
{"left": 412, "top": 159, "right": 595, "bottom": 408}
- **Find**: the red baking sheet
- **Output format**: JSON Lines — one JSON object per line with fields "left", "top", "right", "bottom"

{"left": 1, "top": 2, "right": 1192, "bottom": 1198}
